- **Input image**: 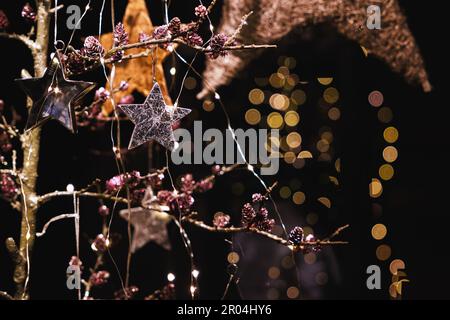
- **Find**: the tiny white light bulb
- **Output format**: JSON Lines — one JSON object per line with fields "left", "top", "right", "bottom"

{"left": 167, "top": 273, "right": 175, "bottom": 282}
{"left": 66, "top": 184, "right": 75, "bottom": 192}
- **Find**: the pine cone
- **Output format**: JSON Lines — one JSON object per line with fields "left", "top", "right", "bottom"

{"left": 168, "top": 17, "right": 181, "bottom": 35}
{"left": 82, "top": 36, "right": 104, "bottom": 58}
{"left": 113, "top": 22, "right": 129, "bottom": 47}
{"left": 207, "top": 33, "right": 229, "bottom": 59}
{"left": 288, "top": 226, "right": 304, "bottom": 245}
{"left": 21, "top": 3, "right": 36, "bottom": 23}
{"left": 184, "top": 32, "right": 204, "bottom": 47}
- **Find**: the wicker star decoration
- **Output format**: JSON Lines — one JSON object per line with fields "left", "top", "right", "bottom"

{"left": 120, "top": 186, "right": 172, "bottom": 252}
{"left": 119, "top": 82, "right": 191, "bottom": 150}
{"left": 200, "top": 0, "right": 430, "bottom": 98}
{"left": 15, "top": 55, "right": 96, "bottom": 133}
{"left": 100, "top": 0, "right": 174, "bottom": 114}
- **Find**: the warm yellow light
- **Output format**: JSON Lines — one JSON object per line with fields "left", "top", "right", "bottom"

{"left": 284, "top": 111, "right": 300, "bottom": 127}
{"left": 267, "top": 112, "right": 284, "bottom": 129}
{"left": 245, "top": 108, "right": 261, "bottom": 125}
{"left": 384, "top": 127, "right": 399, "bottom": 143}
{"left": 379, "top": 164, "right": 394, "bottom": 180}
{"left": 371, "top": 223, "right": 387, "bottom": 240}
{"left": 323, "top": 87, "right": 339, "bottom": 104}
{"left": 317, "top": 77, "right": 333, "bottom": 85}
{"left": 328, "top": 107, "right": 341, "bottom": 121}
{"left": 248, "top": 88, "right": 265, "bottom": 105}
{"left": 369, "top": 178, "right": 383, "bottom": 198}
{"left": 376, "top": 244, "right": 391, "bottom": 261}
{"left": 286, "top": 132, "right": 302, "bottom": 149}
{"left": 383, "top": 146, "right": 398, "bottom": 163}
{"left": 227, "top": 252, "right": 240, "bottom": 264}
{"left": 292, "top": 191, "right": 306, "bottom": 205}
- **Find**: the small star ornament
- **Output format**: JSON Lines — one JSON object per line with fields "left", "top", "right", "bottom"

{"left": 15, "top": 55, "right": 96, "bottom": 132}
{"left": 120, "top": 186, "right": 172, "bottom": 252}
{"left": 119, "top": 82, "right": 191, "bottom": 150}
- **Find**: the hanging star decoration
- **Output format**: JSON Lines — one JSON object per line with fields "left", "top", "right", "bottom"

{"left": 120, "top": 186, "right": 172, "bottom": 252}
{"left": 15, "top": 55, "right": 96, "bottom": 132}
{"left": 199, "top": 0, "right": 431, "bottom": 98}
{"left": 119, "top": 82, "right": 191, "bottom": 150}
{"left": 100, "top": 0, "right": 174, "bottom": 115}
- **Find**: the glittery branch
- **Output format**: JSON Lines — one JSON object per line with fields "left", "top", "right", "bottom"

{"left": 68, "top": 39, "right": 276, "bottom": 76}
{"left": 182, "top": 216, "right": 349, "bottom": 250}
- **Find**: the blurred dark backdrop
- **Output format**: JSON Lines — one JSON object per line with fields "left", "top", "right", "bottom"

{"left": 0, "top": 0, "right": 448, "bottom": 300}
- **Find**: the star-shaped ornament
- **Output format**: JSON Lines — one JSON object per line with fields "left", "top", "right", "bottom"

{"left": 15, "top": 55, "right": 96, "bottom": 132}
{"left": 120, "top": 186, "right": 172, "bottom": 252}
{"left": 100, "top": 0, "right": 175, "bottom": 115}
{"left": 119, "top": 82, "right": 191, "bottom": 150}
{"left": 200, "top": 0, "right": 431, "bottom": 98}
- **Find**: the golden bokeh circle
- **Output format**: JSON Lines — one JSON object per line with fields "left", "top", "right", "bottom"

{"left": 379, "top": 164, "right": 395, "bottom": 181}
{"left": 279, "top": 186, "right": 292, "bottom": 199}
{"left": 376, "top": 244, "right": 392, "bottom": 261}
{"left": 270, "top": 93, "right": 290, "bottom": 111}
{"left": 287, "top": 286, "right": 300, "bottom": 299}
{"left": 292, "top": 191, "right": 306, "bottom": 205}
{"left": 389, "top": 259, "right": 406, "bottom": 275}
{"left": 317, "top": 77, "right": 333, "bottom": 85}
{"left": 245, "top": 108, "right": 261, "bottom": 125}
{"left": 316, "top": 139, "right": 330, "bottom": 153}
{"left": 369, "top": 178, "right": 383, "bottom": 198}
{"left": 202, "top": 100, "right": 215, "bottom": 112}
{"left": 269, "top": 73, "right": 285, "bottom": 88}
{"left": 227, "top": 252, "right": 240, "bottom": 264}
{"left": 285, "top": 111, "right": 300, "bottom": 127}
{"left": 267, "top": 112, "right": 284, "bottom": 129}
{"left": 286, "top": 132, "right": 302, "bottom": 149}
{"left": 284, "top": 151, "right": 296, "bottom": 164}
{"left": 268, "top": 267, "right": 280, "bottom": 280}
{"left": 384, "top": 127, "right": 399, "bottom": 143}
{"left": 328, "top": 107, "right": 341, "bottom": 121}
{"left": 371, "top": 223, "right": 388, "bottom": 240}
{"left": 383, "top": 146, "right": 398, "bottom": 163}
{"left": 248, "top": 88, "right": 265, "bottom": 105}
{"left": 323, "top": 87, "right": 339, "bottom": 104}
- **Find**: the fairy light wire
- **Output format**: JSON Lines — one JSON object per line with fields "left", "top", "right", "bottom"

{"left": 165, "top": 150, "right": 197, "bottom": 299}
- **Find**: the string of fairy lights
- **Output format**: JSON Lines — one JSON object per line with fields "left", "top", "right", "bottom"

{"left": 367, "top": 90, "right": 408, "bottom": 299}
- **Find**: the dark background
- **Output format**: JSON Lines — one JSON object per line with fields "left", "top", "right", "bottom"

{"left": 0, "top": 0, "right": 448, "bottom": 300}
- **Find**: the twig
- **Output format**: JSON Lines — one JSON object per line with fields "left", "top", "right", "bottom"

{"left": 0, "top": 291, "right": 14, "bottom": 300}
{"left": 37, "top": 190, "right": 129, "bottom": 205}
{"left": 49, "top": 4, "right": 64, "bottom": 13}
{"left": 182, "top": 216, "right": 349, "bottom": 250}
{"left": 36, "top": 213, "right": 77, "bottom": 237}
{"left": 69, "top": 40, "right": 276, "bottom": 76}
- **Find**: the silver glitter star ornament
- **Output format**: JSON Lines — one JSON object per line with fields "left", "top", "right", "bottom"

{"left": 120, "top": 186, "right": 172, "bottom": 252}
{"left": 119, "top": 82, "right": 191, "bottom": 150}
